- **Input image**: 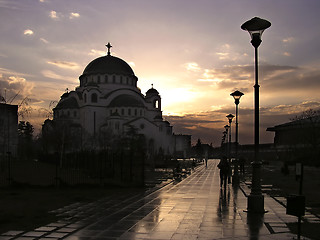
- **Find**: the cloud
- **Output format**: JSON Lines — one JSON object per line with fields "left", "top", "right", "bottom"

{"left": 183, "top": 62, "right": 201, "bottom": 72}
{"left": 24, "top": 29, "right": 34, "bottom": 35}
{"left": 41, "top": 70, "right": 77, "bottom": 84}
{"left": 0, "top": 67, "right": 31, "bottom": 77}
{"left": 282, "top": 37, "right": 294, "bottom": 43}
{"left": 0, "top": 73, "right": 34, "bottom": 104}
{"left": 47, "top": 60, "right": 79, "bottom": 69}
{"left": 40, "top": 38, "right": 49, "bottom": 44}
{"left": 262, "top": 65, "right": 320, "bottom": 93}
{"left": 69, "top": 12, "right": 80, "bottom": 19}
{"left": 164, "top": 100, "right": 320, "bottom": 145}
{"left": 49, "top": 10, "right": 60, "bottom": 19}
{"left": 89, "top": 49, "right": 106, "bottom": 56}
{"left": 49, "top": 11, "right": 81, "bottom": 21}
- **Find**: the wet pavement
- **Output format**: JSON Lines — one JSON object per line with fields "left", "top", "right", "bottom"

{"left": 1, "top": 160, "right": 318, "bottom": 240}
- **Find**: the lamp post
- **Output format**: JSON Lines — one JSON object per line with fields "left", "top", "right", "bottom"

{"left": 241, "top": 17, "right": 271, "bottom": 213}
{"left": 226, "top": 114, "right": 234, "bottom": 184}
{"left": 230, "top": 90, "right": 244, "bottom": 183}
{"left": 224, "top": 125, "right": 230, "bottom": 157}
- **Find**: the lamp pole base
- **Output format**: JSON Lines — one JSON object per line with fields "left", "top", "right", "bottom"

{"left": 232, "top": 174, "right": 239, "bottom": 185}
{"left": 247, "top": 194, "right": 266, "bottom": 213}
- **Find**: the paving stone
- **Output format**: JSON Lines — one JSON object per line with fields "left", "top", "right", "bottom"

{"left": 1, "top": 231, "right": 24, "bottom": 236}
{"left": 22, "top": 231, "right": 47, "bottom": 237}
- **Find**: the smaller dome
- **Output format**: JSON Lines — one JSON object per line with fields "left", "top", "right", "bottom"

{"left": 55, "top": 97, "right": 79, "bottom": 109}
{"left": 146, "top": 87, "right": 159, "bottom": 96}
{"left": 61, "top": 92, "right": 69, "bottom": 99}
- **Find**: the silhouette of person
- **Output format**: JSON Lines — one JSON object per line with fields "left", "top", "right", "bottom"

{"left": 204, "top": 151, "right": 208, "bottom": 168}
{"left": 218, "top": 156, "right": 230, "bottom": 188}
{"left": 239, "top": 157, "right": 245, "bottom": 174}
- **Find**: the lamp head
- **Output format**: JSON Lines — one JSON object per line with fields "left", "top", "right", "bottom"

{"left": 231, "top": 90, "right": 244, "bottom": 105}
{"left": 241, "top": 17, "right": 271, "bottom": 48}
{"left": 226, "top": 114, "right": 235, "bottom": 123}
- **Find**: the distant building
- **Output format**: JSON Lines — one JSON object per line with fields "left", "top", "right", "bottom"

{"left": 267, "top": 115, "right": 320, "bottom": 162}
{"left": 0, "top": 103, "right": 18, "bottom": 158}
{"left": 174, "top": 134, "right": 191, "bottom": 158}
{"left": 43, "top": 44, "right": 175, "bottom": 155}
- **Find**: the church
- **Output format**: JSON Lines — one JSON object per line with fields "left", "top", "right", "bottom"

{"left": 44, "top": 43, "right": 175, "bottom": 155}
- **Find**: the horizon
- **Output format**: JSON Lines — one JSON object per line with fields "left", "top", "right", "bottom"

{"left": 1, "top": 0, "right": 320, "bottom": 146}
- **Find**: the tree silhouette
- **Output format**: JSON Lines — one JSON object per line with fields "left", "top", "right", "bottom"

{"left": 17, "top": 121, "right": 34, "bottom": 160}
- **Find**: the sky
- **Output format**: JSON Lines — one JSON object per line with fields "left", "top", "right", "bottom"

{"left": 1, "top": 0, "right": 320, "bottom": 146}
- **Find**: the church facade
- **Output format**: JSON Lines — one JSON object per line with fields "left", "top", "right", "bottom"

{"left": 46, "top": 44, "right": 174, "bottom": 155}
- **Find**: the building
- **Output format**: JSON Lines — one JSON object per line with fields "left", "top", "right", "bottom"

{"left": 44, "top": 44, "right": 174, "bottom": 155}
{"left": 267, "top": 115, "right": 320, "bottom": 163}
{"left": 174, "top": 134, "right": 191, "bottom": 158}
{"left": 0, "top": 103, "right": 18, "bottom": 158}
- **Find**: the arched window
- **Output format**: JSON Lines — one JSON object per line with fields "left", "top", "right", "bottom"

{"left": 105, "top": 75, "right": 108, "bottom": 83}
{"left": 91, "top": 93, "right": 97, "bottom": 103}
{"left": 154, "top": 100, "right": 159, "bottom": 108}
{"left": 84, "top": 93, "right": 87, "bottom": 103}
{"left": 113, "top": 75, "right": 116, "bottom": 83}
{"left": 97, "top": 75, "right": 101, "bottom": 83}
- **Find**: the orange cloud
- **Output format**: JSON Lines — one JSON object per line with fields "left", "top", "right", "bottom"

{"left": 47, "top": 60, "right": 79, "bottom": 69}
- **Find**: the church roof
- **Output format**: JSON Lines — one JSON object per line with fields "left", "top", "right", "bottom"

{"left": 55, "top": 97, "right": 79, "bottom": 109}
{"left": 82, "top": 44, "right": 135, "bottom": 76}
{"left": 83, "top": 55, "right": 135, "bottom": 76}
{"left": 109, "top": 94, "right": 144, "bottom": 107}
{"left": 146, "top": 87, "right": 159, "bottom": 96}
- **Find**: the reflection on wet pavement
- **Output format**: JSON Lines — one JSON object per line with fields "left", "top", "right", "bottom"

{"left": 1, "top": 160, "right": 311, "bottom": 239}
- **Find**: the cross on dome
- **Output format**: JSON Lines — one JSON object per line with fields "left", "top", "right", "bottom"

{"left": 106, "top": 42, "right": 112, "bottom": 56}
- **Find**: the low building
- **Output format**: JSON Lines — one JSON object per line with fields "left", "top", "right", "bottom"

{"left": 174, "top": 134, "right": 191, "bottom": 158}
{"left": 0, "top": 103, "right": 18, "bottom": 158}
{"left": 267, "top": 115, "right": 320, "bottom": 163}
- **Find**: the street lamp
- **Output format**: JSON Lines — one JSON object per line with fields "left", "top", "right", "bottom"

{"left": 226, "top": 114, "right": 234, "bottom": 144}
{"left": 231, "top": 90, "right": 244, "bottom": 183}
{"left": 241, "top": 17, "right": 271, "bottom": 213}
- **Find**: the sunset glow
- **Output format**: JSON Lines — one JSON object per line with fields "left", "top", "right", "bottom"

{"left": 1, "top": 0, "right": 320, "bottom": 146}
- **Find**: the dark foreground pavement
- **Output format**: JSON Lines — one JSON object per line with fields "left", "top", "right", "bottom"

{"left": 1, "top": 160, "right": 317, "bottom": 240}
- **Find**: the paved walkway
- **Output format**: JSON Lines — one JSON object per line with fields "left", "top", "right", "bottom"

{"left": 1, "top": 160, "right": 315, "bottom": 240}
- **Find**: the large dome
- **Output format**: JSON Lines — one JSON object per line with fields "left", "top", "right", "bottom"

{"left": 82, "top": 55, "right": 135, "bottom": 76}
{"left": 109, "top": 95, "right": 144, "bottom": 107}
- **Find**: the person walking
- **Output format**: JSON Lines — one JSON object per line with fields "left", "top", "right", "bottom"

{"left": 218, "top": 157, "right": 230, "bottom": 188}
{"left": 204, "top": 151, "right": 208, "bottom": 168}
